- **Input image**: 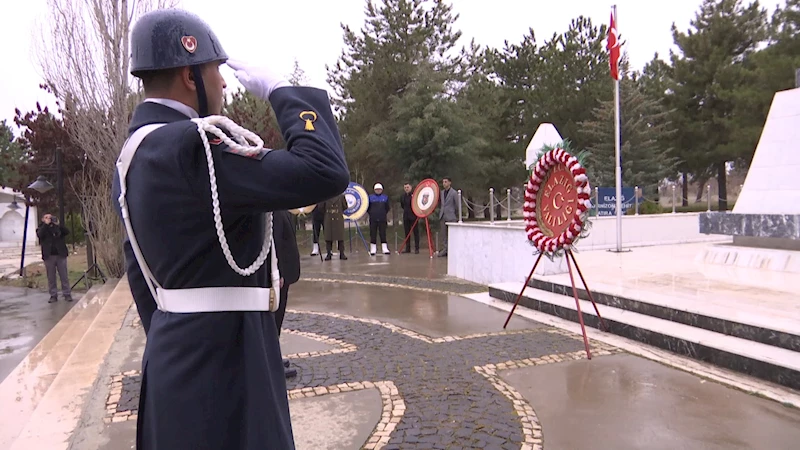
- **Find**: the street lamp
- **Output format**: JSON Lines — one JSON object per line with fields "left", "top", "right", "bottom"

{"left": 28, "top": 146, "right": 66, "bottom": 226}
{"left": 28, "top": 175, "right": 54, "bottom": 194}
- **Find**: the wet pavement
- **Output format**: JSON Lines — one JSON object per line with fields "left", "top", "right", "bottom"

{"left": 299, "top": 249, "right": 450, "bottom": 280}
{"left": 0, "top": 287, "right": 75, "bottom": 383}
{"left": 502, "top": 352, "right": 800, "bottom": 449}
{"left": 288, "top": 281, "right": 536, "bottom": 337}
{"left": 21, "top": 247, "right": 800, "bottom": 450}
{"left": 291, "top": 388, "right": 382, "bottom": 450}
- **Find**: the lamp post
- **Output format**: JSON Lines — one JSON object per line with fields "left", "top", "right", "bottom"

{"left": 8, "top": 196, "right": 31, "bottom": 277}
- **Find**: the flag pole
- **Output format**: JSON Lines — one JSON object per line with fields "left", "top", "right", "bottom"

{"left": 613, "top": 4, "right": 623, "bottom": 253}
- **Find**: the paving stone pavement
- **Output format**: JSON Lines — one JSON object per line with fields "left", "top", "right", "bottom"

{"left": 282, "top": 312, "right": 590, "bottom": 449}
{"left": 105, "top": 309, "right": 620, "bottom": 449}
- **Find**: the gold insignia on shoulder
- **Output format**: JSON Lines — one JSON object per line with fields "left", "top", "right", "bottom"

{"left": 299, "top": 111, "right": 317, "bottom": 131}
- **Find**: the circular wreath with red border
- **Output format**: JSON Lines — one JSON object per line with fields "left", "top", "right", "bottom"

{"left": 523, "top": 147, "right": 593, "bottom": 254}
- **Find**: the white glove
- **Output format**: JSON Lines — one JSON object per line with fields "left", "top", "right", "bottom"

{"left": 227, "top": 59, "right": 291, "bottom": 100}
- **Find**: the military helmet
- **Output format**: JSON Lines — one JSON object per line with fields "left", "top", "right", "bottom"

{"left": 130, "top": 8, "right": 228, "bottom": 76}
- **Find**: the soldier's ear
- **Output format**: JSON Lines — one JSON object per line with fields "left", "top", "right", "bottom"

{"left": 180, "top": 67, "right": 196, "bottom": 92}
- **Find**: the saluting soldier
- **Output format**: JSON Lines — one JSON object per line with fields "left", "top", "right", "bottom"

{"left": 112, "top": 9, "right": 349, "bottom": 450}
{"left": 321, "top": 193, "right": 347, "bottom": 260}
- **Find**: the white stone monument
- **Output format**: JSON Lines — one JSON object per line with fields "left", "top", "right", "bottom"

{"left": 525, "top": 123, "right": 563, "bottom": 169}
{"left": 700, "top": 85, "right": 800, "bottom": 272}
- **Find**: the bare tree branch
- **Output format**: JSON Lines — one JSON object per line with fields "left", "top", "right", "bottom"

{"left": 32, "top": 0, "right": 178, "bottom": 276}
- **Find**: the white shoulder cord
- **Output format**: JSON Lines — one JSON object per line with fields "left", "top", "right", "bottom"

{"left": 191, "top": 116, "right": 275, "bottom": 276}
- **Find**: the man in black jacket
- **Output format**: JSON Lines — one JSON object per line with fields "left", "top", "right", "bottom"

{"left": 273, "top": 210, "right": 301, "bottom": 378}
{"left": 399, "top": 183, "right": 419, "bottom": 254}
{"left": 36, "top": 213, "right": 72, "bottom": 303}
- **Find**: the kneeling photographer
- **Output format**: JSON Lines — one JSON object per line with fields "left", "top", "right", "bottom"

{"left": 36, "top": 213, "right": 72, "bottom": 303}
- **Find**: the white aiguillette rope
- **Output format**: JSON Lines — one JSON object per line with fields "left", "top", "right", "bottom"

{"left": 191, "top": 115, "right": 276, "bottom": 280}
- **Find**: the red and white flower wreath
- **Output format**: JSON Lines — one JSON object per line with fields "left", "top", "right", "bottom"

{"left": 523, "top": 148, "right": 593, "bottom": 254}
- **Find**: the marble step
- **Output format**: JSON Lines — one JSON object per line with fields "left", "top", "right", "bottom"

{"left": 8, "top": 279, "right": 128, "bottom": 450}
{"left": 489, "top": 282, "right": 800, "bottom": 391}
{"left": 525, "top": 276, "right": 800, "bottom": 353}
{"left": 0, "top": 284, "right": 108, "bottom": 448}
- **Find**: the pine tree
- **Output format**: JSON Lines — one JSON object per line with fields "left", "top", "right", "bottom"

{"left": 326, "top": 0, "right": 465, "bottom": 190}
{"left": 579, "top": 77, "right": 678, "bottom": 198}
{"left": 454, "top": 42, "right": 522, "bottom": 194}
{"left": 0, "top": 120, "right": 27, "bottom": 188}
{"left": 287, "top": 59, "right": 309, "bottom": 87}
{"left": 224, "top": 90, "right": 284, "bottom": 149}
{"left": 669, "top": 0, "right": 768, "bottom": 210}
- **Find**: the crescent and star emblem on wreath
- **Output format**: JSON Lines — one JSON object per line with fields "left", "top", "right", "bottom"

{"left": 181, "top": 36, "right": 197, "bottom": 53}
{"left": 299, "top": 111, "right": 317, "bottom": 131}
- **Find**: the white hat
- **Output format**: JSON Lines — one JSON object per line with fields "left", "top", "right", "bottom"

{"left": 374, "top": 183, "right": 383, "bottom": 190}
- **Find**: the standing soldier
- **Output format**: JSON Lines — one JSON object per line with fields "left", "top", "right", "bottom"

{"left": 112, "top": 9, "right": 349, "bottom": 450}
{"left": 399, "top": 182, "right": 419, "bottom": 254}
{"left": 310, "top": 200, "right": 325, "bottom": 256}
{"left": 322, "top": 193, "right": 347, "bottom": 260}
{"left": 273, "top": 210, "right": 301, "bottom": 378}
{"left": 368, "top": 182, "right": 391, "bottom": 255}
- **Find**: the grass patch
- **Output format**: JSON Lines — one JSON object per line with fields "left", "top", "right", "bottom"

{"left": 0, "top": 245, "right": 98, "bottom": 293}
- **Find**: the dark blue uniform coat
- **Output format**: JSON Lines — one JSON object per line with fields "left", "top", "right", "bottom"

{"left": 112, "top": 86, "right": 349, "bottom": 450}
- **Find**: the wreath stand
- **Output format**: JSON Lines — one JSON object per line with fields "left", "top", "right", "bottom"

{"left": 501, "top": 144, "right": 609, "bottom": 359}
{"left": 397, "top": 216, "right": 435, "bottom": 258}
{"left": 502, "top": 250, "right": 608, "bottom": 359}
{"left": 347, "top": 220, "right": 371, "bottom": 254}
{"left": 398, "top": 179, "right": 441, "bottom": 259}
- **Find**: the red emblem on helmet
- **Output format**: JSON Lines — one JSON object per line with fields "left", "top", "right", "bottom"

{"left": 181, "top": 36, "right": 197, "bottom": 53}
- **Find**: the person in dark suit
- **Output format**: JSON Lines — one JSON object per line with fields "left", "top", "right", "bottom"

{"left": 438, "top": 177, "right": 458, "bottom": 257}
{"left": 273, "top": 210, "right": 300, "bottom": 378}
{"left": 310, "top": 201, "right": 325, "bottom": 256}
{"left": 112, "top": 9, "right": 349, "bottom": 450}
{"left": 399, "top": 183, "right": 419, "bottom": 253}
{"left": 36, "top": 213, "right": 72, "bottom": 303}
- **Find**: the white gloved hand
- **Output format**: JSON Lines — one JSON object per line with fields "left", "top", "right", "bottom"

{"left": 227, "top": 59, "right": 291, "bottom": 100}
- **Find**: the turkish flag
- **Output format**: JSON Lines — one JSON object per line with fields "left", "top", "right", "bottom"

{"left": 607, "top": 11, "right": 622, "bottom": 81}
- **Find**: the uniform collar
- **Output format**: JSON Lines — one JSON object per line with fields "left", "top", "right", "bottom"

{"left": 144, "top": 98, "right": 199, "bottom": 119}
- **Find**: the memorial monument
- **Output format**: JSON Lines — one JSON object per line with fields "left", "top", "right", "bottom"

{"left": 699, "top": 81, "right": 800, "bottom": 272}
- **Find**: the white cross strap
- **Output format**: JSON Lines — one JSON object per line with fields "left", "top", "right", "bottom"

{"left": 116, "top": 120, "right": 280, "bottom": 313}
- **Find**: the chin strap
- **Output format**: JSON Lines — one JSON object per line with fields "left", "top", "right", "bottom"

{"left": 191, "top": 65, "right": 209, "bottom": 117}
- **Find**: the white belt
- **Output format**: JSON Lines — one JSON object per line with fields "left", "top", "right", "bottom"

{"left": 157, "top": 286, "right": 278, "bottom": 313}
{"left": 116, "top": 123, "right": 280, "bottom": 313}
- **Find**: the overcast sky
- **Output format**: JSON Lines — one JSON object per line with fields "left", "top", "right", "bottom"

{"left": 1, "top": 0, "right": 785, "bottom": 131}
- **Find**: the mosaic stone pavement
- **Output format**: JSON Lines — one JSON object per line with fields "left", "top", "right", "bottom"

{"left": 105, "top": 310, "right": 620, "bottom": 449}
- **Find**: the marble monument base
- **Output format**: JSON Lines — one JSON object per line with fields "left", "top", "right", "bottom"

{"left": 699, "top": 212, "right": 800, "bottom": 242}
{"left": 699, "top": 212, "right": 800, "bottom": 273}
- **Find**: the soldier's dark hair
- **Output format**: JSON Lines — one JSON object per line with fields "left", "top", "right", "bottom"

{"left": 443, "top": 177, "right": 452, "bottom": 182}
{"left": 137, "top": 68, "right": 183, "bottom": 95}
